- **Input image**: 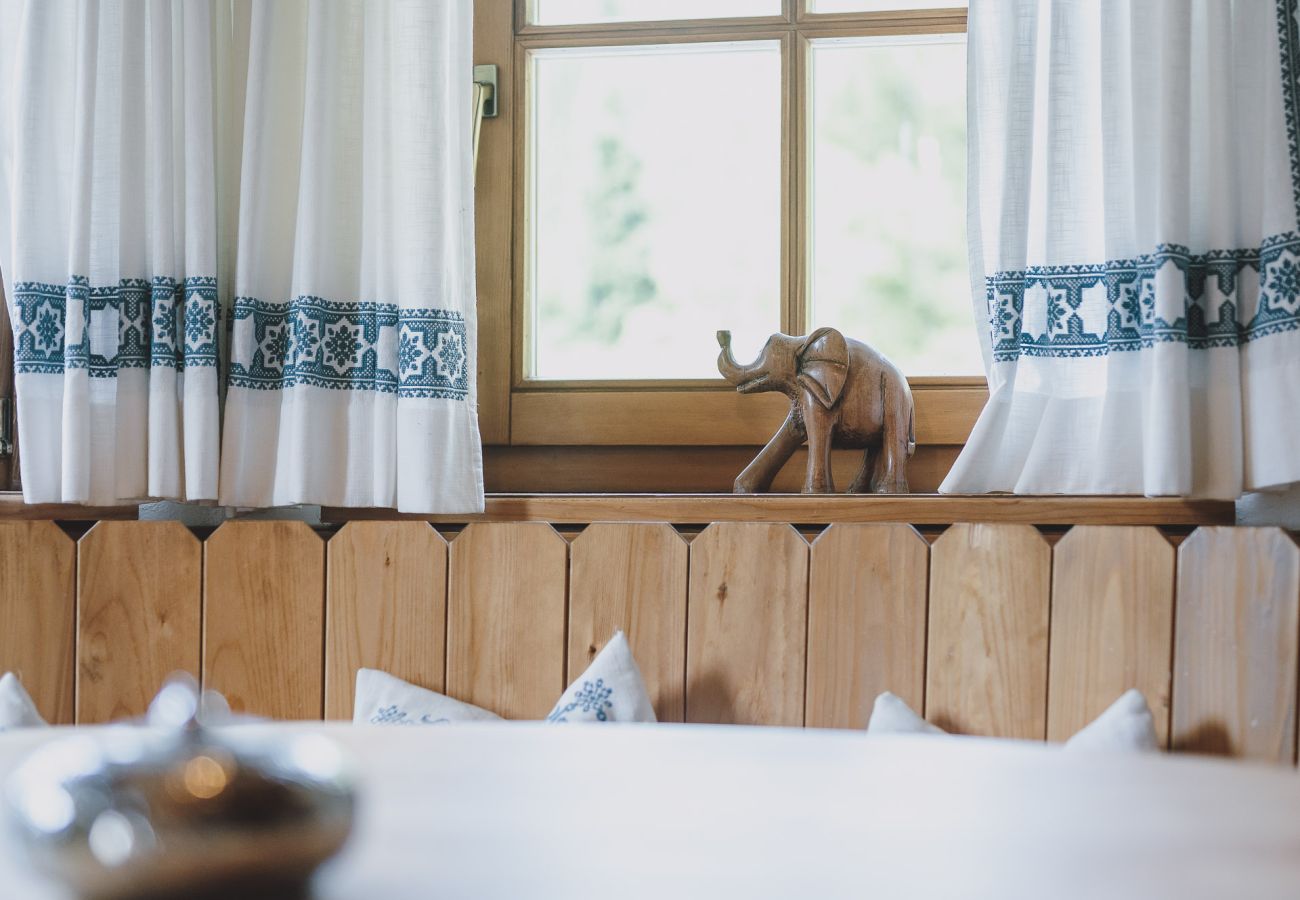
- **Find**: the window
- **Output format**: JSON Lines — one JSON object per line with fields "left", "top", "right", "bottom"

{"left": 474, "top": 1, "right": 981, "bottom": 452}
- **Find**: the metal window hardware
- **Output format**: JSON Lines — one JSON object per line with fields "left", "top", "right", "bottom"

{"left": 0, "top": 397, "right": 11, "bottom": 458}
{"left": 472, "top": 64, "right": 498, "bottom": 175}
{"left": 473, "top": 64, "right": 498, "bottom": 119}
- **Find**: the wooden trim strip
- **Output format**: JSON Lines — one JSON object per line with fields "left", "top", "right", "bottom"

{"left": 323, "top": 494, "right": 1234, "bottom": 526}
{"left": 516, "top": 16, "right": 793, "bottom": 39}
{"left": 510, "top": 387, "right": 986, "bottom": 446}
{"left": 0, "top": 495, "right": 138, "bottom": 520}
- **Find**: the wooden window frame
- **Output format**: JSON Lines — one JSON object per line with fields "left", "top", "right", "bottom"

{"left": 475, "top": 1, "right": 983, "bottom": 455}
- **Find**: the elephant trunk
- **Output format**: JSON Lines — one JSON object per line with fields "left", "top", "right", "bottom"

{"left": 716, "top": 330, "right": 759, "bottom": 385}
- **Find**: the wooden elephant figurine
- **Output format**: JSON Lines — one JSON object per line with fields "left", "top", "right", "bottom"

{"left": 716, "top": 328, "right": 914, "bottom": 494}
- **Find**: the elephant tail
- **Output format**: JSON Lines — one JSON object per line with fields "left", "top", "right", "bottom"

{"left": 907, "top": 405, "right": 916, "bottom": 458}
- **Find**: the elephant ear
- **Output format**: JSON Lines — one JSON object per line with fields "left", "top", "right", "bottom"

{"left": 797, "top": 327, "right": 849, "bottom": 409}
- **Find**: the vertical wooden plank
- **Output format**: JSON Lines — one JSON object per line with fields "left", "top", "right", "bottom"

{"left": 1172, "top": 527, "right": 1300, "bottom": 763}
{"left": 1047, "top": 526, "right": 1174, "bottom": 746}
{"left": 203, "top": 521, "right": 325, "bottom": 720}
{"left": 568, "top": 523, "right": 688, "bottom": 722}
{"left": 473, "top": 0, "right": 513, "bottom": 443}
{"left": 0, "top": 522, "right": 74, "bottom": 723}
{"left": 325, "top": 522, "right": 448, "bottom": 720}
{"left": 687, "top": 523, "right": 808, "bottom": 726}
{"left": 447, "top": 523, "right": 567, "bottom": 719}
{"left": 806, "top": 523, "right": 929, "bottom": 729}
{"left": 77, "top": 522, "right": 201, "bottom": 723}
{"left": 926, "top": 523, "right": 1051, "bottom": 739}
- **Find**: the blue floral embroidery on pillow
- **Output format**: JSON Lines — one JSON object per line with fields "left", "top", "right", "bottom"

{"left": 369, "top": 705, "right": 451, "bottom": 725}
{"left": 547, "top": 678, "right": 614, "bottom": 723}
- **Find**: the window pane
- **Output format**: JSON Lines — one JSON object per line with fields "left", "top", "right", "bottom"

{"left": 808, "top": 1, "right": 965, "bottom": 13}
{"left": 533, "top": 1, "right": 780, "bottom": 26}
{"left": 809, "top": 34, "right": 978, "bottom": 376}
{"left": 529, "top": 43, "right": 782, "bottom": 380}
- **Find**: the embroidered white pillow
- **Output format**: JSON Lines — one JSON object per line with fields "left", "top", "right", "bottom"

{"left": 866, "top": 689, "right": 1160, "bottom": 753}
{"left": 353, "top": 668, "right": 501, "bottom": 726}
{"left": 546, "top": 631, "right": 656, "bottom": 724}
{"left": 0, "top": 672, "right": 47, "bottom": 731}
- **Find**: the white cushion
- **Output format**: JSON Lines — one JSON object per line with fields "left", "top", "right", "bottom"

{"left": 353, "top": 668, "right": 501, "bottom": 725}
{"left": 1063, "top": 689, "right": 1160, "bottom": 753}
{"left": 0, "top": 672, "right": 47, "bottom": 731}
{"left": 865, "top": 689, "right": 1160, "bottom": 753}
{"left": 865, "top": 691, "right": 944, "bottom": 736}
{"left": 546, "top": 631, "right": 656, "bottom": 724}
{"left": 357, "top": 631, "right": 656, "bottom": 726}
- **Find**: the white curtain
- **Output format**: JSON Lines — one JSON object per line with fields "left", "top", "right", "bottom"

{"left": 0, "top": 0, "right": 484, "bottom": 513}
{"left": 219, "top": 0, "right": 483, "bottom": 513}
{"left": 943, "top": 0, "right": 1300, "bottom": 499}
{"left": 0, "top": 0, "right": 228, "bottom": 504}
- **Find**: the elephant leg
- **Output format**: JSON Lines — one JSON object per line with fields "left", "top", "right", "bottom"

{"left": 802, "top": 411, "right": 835, "bottom": 494}
{"left": 846, "top": 448, "right": 875, "bottom": 494}
{"left": 869, "top": 413, "right": 911, "bottom": 493}
{"left": 734, "top": 411, "right": 803, "bottom": 493}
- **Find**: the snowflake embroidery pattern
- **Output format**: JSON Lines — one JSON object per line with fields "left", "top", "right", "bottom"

{"left": 34, "top": 304, "right": 62, "bottom": 352}
{"left": 399, "top": 325, "right": 429, "bottom": 379}
{"left": 432, "top": 330, "right": 466, "bottom": 381}
{"left": 1114, "top": 283, "right": 1140, "bottom": 327}
{"left": 292, "top": 312, "right": 321, "bottom": 364}
{"left": 185, "top": 293, "right": 216, "bottom": 350}
{"left": 152, "top": 295, "right": 177, "bottom": 349}
{"left": 323, "top": 321, "right": 362, "bottom": 371}
{"left": 546, "top": 678, "right": 614, "bottom": 723}
{"left": 260, "top": 323, "right": 290, "bottom": 370}
{"left": 1266, "top": 257, "right": 1300, "bottom": 313}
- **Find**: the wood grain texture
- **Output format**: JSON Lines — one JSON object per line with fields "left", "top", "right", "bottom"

{"left": 1172, "top": 527, "right": 1300, "bottom": 763}
{"left": 203, "top": 521, "right": 326, "bottom": 720}
{"left": 447, "top": 523, "right": 568, "bottom": 719}
{"left": 568, "top": 523, "right": 688, "bottom": 722}
{"left": 77, "top": 522, "right": 201, "bottom": 723}
{"left": 1047, "top": 526, "right": 1174, "bottom": 746}
{"left": 475, "top": 444, "right": 962, "bottom": 494}
{"left": 0, "top": 497, "right": 137, "bottom": 520}
{"left": 687, "top": 523, "right": 809, "bottom": 726}
{"left": 472, "top": 0, "right": 514, "bottom": 443}
{"left": 0, "top": 522, "right": 75, "bottom": 723}
{"left": 806, "top": 524, "right": 929, "bottom": 729}
{"left": 323, "top": 493, "right": 1233, "bottom": 526}
{"left": 926, "top": 523, "right": 1051, "bottom": 739}
{"left": 325, "top": 522, "right": 447, "bottom": 721}
{"left": 510, "top": 388, "right": 985, "bottom": 446}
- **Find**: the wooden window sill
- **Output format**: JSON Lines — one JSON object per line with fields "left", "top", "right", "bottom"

{"left": 323, "top": 494, "right": 1234, "bottom": 526}
{"left": 0, "top": 494, "right": 138, "bottom": 520}
{"left": 0, "top": 492, "right": 1234, "bottom": 527}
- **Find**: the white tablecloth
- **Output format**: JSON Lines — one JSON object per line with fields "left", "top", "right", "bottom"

{"left": 1, "top": 722, "right": 1298, "bottom": 899}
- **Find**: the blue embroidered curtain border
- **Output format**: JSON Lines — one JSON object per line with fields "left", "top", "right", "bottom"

{"left": 987, "top": 232, "right": 1300, "bottom": 362}
{"left": 984, "top": 0, "right": 1300, "bottom": 364}
{"left": 12, "top": 276, "right": 218, "bottom": 377}
{"left": 8, "top": 280, "right": 469, "bottom": 402}
{"left": 228, "top": 296, "right": 469, "bottom": 400}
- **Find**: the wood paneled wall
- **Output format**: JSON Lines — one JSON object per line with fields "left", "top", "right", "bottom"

{"left": 2, "top": 520, "right": 1298, "bottom": 765}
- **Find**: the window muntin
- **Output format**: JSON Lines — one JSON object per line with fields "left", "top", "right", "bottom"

{"left": 531, "top": 1, "right": 781, "bottom": 27}
{"left": 806, "top": 0, "right": 965, "bottom": 13}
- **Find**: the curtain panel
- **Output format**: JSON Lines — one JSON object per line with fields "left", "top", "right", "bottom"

{"left": 0, "top": 0, "right": 228, "bottom": 504}
{"left": 218, "top": 1, "right": 483, "bottom": 512}
{"left": 0, "top": 0, "right": 484, "bottom": 513}
{"left": 943, "top": 0, "right": 1300, "bottom": 498}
